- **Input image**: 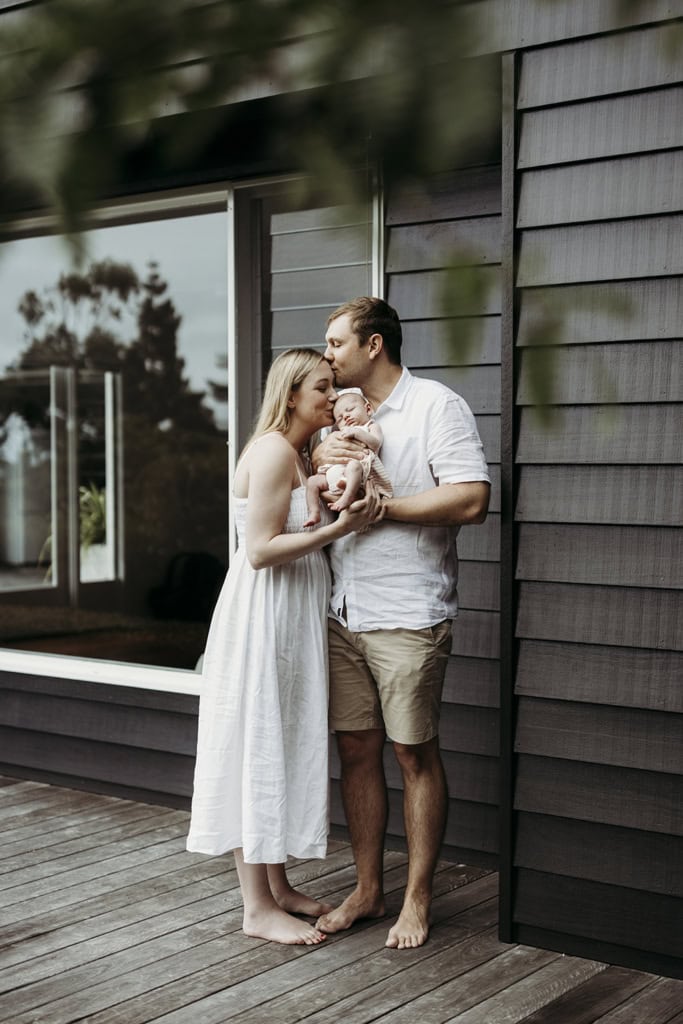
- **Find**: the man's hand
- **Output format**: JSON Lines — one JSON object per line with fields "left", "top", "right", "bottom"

{"left": 311, "top": 432, "right": 367, "bottom": 472}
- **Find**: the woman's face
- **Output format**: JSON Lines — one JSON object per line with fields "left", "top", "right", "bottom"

{"left": 290, "top": 360, "right": 338, "bottom": 432}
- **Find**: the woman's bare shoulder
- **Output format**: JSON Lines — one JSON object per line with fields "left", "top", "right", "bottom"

{"left": 239, "top": 432, "right": 295, "bottom": 478}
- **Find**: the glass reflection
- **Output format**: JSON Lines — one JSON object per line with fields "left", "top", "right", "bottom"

{"left": 0, "top": 211, "right": 229, "bottom": 669}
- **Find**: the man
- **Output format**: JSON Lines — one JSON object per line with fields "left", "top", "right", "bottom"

{"left": 313, "top": 296, "right": 490, "bottom": 949}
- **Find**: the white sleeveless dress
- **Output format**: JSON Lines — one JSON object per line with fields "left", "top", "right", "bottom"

{"left": 186, "top": 485, "right": 331, "bottom": 863}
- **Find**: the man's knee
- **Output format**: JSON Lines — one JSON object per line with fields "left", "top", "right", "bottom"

{"left": 393, "top": 736, "right": 442, "bottom": 777}
{"left": 337, "top": 728, "right": 385, "bottom": 770}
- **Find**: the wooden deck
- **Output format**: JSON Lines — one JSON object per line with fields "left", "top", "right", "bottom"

{"left": 1, "top": 776, "right": 681, "bottom": 1024}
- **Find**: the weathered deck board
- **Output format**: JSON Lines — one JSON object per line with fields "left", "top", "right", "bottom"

{"left": 0, "top": 777, "right": 680, "bottom": 1024}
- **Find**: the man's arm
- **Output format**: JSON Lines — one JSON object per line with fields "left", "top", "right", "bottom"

{"left": 382, "top": 481, "right": 490, "bottom": 527}
{"left": 312, "top": 432, "right": 366, "bottom": 471}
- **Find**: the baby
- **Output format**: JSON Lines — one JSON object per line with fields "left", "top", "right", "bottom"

{"left": 305, "top": 391, "right": 393, "bottom": 528}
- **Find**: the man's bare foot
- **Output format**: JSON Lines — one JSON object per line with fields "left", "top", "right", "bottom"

{"left": 385, "top": 897, "right": 430, "bottom": 949}
{"left": 316, "top": 889, "right": 385, "bottom": 933}
{"left": 243, "top": 906, "right": 327, "bottom": 945}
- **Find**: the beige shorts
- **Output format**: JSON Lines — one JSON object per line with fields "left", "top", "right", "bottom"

{"left": 328, "top": 618, "right": 452, "bottom": 745}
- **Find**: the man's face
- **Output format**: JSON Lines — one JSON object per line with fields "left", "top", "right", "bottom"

{"left": 324, "top": 313, "right": 370, "bottom": 388}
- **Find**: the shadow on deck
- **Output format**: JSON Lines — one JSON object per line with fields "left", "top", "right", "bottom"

{"left": 0, "top": 776, "right": 681, "bottom": 1023}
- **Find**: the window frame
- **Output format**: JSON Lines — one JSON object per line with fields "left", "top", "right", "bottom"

{"left": 0, "top": 173, "right": 380, "bottom": 692}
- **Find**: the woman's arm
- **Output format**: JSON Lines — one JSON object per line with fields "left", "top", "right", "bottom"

{"left": 245, "top": 435, "right": 382, "bottom": 568}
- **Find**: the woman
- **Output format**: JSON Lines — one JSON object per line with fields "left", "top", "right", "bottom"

{"left": 187, "top": 348, "right": 381, "bottom": 945}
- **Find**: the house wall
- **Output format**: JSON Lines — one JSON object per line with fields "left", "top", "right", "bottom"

{"left": 505, "top": 20, "right": 683, "bottom": 978}
{"left": 0, "top": 672, "right": 198, "bottom": 807}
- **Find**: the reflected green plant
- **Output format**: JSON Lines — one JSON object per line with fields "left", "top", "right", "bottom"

{"left": 79, "top": 481, "right": 106, "bottom": 549}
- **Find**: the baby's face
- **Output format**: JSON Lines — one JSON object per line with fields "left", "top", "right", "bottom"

{"left": 334, "top": 394, "right": 370, "bottom": 429}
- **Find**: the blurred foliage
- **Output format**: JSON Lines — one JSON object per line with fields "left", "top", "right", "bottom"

{"left": 0, "top": 0, "right": 680, "bottom": 414}
{"left": 0, "top": 0, "right": 500, "bottom": 241}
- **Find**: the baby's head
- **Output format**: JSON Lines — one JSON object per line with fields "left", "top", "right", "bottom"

{"left": 333, "top": 391, "right": 373, "bottom": 429}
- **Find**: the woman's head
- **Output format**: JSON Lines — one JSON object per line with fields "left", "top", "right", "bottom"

{"left": 251, "top": 348, "right": 335, "bottom": 441}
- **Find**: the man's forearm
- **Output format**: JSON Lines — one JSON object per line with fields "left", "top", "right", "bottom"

{"left": 383, "top": 482, "right": 490, "bottom": 527}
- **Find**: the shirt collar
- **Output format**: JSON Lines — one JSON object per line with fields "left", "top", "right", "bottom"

{"left": 375, "top": 366, "right": 412, "bottom": 415}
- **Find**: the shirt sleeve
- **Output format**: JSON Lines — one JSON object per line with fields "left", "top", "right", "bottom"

{"left": 428, "top": 390, "right": 490, "bottom": 485}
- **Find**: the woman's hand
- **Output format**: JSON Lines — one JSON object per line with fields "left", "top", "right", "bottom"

{"left": 312, "top": 431, "right": 367, "bottom": 471}
{"left": 335, "top": 480, "right": 385, "bottom": 536}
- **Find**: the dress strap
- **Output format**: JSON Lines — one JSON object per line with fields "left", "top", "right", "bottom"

{"left": 295, "top": 449, "right": 312, "bottom": 487}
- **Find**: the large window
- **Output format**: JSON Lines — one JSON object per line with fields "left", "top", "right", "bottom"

{"left": 0, "top": 182, "right": 374, "bottom": 675}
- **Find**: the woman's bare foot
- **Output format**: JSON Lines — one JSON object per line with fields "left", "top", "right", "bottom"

{"left": 385, "top": 897, "right": 430, "bottom": 949}
{"left": 274, "top": 888, "right": 334, "bottom": 917}
{"left": 316, "top": 889, "right": 385, "bottom": 933}
{"left": 243, "top": 906, "right": 327, "bottom": 945}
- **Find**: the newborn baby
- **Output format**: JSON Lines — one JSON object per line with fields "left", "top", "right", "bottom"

{"left": 305, "top": 390, "right": 393, "bottom": 527}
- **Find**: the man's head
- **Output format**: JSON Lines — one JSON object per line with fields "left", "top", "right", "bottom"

{"left": 324, "top": 297, "right": 402, "bottom": 389}
{"left": 327, "top": 297, "right": 402, "bottom": 364}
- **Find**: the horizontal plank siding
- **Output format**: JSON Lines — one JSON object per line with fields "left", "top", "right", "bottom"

{"left": 516, "top": 405, "right": 683, "bottom": 463}
{"left": 515, "top": 755, "right": 683, "bottom": 837}
{"left": 514, "top": 870, "right": 683, "bottom": 958}
{"left": 402, "top": 316, "right": 501, "bottom": 367}
{"left": 518, "top": 87, "right": 683, "bottom": 168}
{"left": 517, "top": 341, "right": 682, "bottom": 404}
{"left": 517, "top": 215, "right": 683, "bottom": 286}
{"left": 516, "top": 581, "right": 682, "bottom": 650}
{"left": 516, "top": 640, "right": 683, "bottom": 713}
{"left": 517, "top": 277, "right": 683, "bottom": 346}
{"left": 518, "top": 151, "right": 683, "bottom": 227}
{"left": 514, "top": 698, "right": 683, "bottom": 774}
{"left": 515, "top": 814, "right": 683, "bottom": 896}
{"left": 516, "top": 524, "right": 683, "bottom": 588}
{"left": 516, "top": 466, "right": 683, "bottom": 525}
{"left": 518, "top": 24, "right": 682, "bottom": 107}
{"left": 388, "top": 265, "right": 502, "bottom": 318}
{"left": 0, "top": 675, "right": 197, "bottom": 805}
{"left": 508, "top": 15, "right": 683, "bottom": 977}
{"left": 386, "top": 217, "right": 502, "bottom": 271}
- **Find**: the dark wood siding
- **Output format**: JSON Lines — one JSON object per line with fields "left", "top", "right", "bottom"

{"left": 0, "top": 672, "right": 198, "bottom": 807}
{"left": 506, "top": 19, "right": 683, "bottom": 978}
{"left": 345, "top": 165, "right": 503, "bottom": 865}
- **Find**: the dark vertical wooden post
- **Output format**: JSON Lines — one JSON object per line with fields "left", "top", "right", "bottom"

{"left": 499, "top": 49, "right": 520, "bottom": 943}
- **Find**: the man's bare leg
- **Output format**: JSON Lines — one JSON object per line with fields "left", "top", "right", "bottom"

{"left": 316, "top": 728, "right": 387, "bottom": 933}
{"left": 386, "top": 736, "right": 447, "bottom": 949}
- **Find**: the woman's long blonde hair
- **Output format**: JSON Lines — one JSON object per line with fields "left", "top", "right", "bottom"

{"left": 247, "top": 347, "right": 327, "bottom": 445}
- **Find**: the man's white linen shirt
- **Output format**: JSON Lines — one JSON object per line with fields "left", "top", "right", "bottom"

{"left": 329, "top": 367, "right": 490, "bottom": 632}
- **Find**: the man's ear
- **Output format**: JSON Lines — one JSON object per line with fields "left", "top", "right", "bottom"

{"left": 367, "top": 332, "right": 383, "bottom": 359}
